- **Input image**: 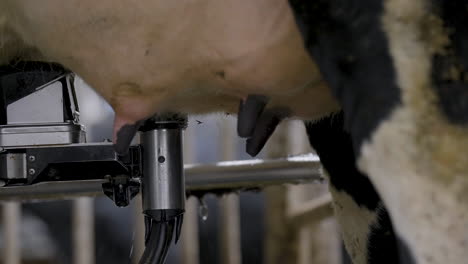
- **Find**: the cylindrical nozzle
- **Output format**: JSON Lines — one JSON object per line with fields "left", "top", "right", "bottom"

{"left": 141, "top": 127, "right": 185, "bottom": 213}
{"left": 139, "top": 114, "right": 187, "bottom": 264}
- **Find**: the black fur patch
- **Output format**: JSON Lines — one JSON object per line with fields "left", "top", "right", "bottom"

{"left": 305, "top": 112, "right": 400, "bottom": 263}
{"left": 368, "top": 207, "right": 399, "bottom": 264}
{"left": 289, "top": 0, "right": 402, "bottom": 152}
{"left": 305, "top": 112, "right": 380, "bottom": 210}
{"left": 397, "top": 236, "right": 417, "bottom": 264}
{"left": 431, "top": 0, "right": 468, "bottom": 125}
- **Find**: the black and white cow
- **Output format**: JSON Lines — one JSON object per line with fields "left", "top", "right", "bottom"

{"left": 289, "top": 0, "right": 468, "bottom": 263}
{"left": 1, "top": 0, "right": 467, "bottom": 263}
{"left": 305, "top": 113, "right": 399, "bottom": 264}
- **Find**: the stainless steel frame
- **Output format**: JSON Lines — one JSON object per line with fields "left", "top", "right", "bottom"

{"left": 0, "top": 154, "right": 323, "bottom": 201}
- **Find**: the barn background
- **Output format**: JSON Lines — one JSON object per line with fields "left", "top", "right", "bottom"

{"left": 0, "top": 77, "right": 347, "bottom": 264}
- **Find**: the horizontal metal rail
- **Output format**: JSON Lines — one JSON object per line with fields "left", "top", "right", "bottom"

{"left": 0, "top": 154, "right": 323, "bottom": 202}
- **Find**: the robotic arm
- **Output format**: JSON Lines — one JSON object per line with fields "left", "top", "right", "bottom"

{"left": 0, "top": 62, "right": 324, "bottom": 264}
{"left": 0, "top": 62, "right": 184, "bottom": 264}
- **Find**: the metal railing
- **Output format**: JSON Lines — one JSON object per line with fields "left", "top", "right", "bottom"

{"left": 0, "top": 154, "right": 322, "bottom": 201}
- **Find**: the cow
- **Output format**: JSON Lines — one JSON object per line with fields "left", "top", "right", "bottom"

{"left": 305, "top": 113, "right": 399, "bottom": 263}
{"left": 289, "top": 1, "right": 468, "bottom": 263}
{"left": 1, "top": 0, "right": 467, "bottom": 263}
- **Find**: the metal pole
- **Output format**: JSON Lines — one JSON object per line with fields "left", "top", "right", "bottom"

{"left": 184, "top": 154, "right": 322, "bottom": 192}
{"left": 263, "top": 123, "right": 298, "bottom": 264}
{"left": 2, "top": 202, "right": 21, "bottom": 264}
{"left": 132, "top": 194, "right": 145, "bottom": 264}
{"left": 286, "top": 120, "right": 313, "bottom": 264}
{"left": 182, "top": 197, "right": 200, "bottom": 264}
{"left": 72, "top": 197, "right": 95, "bottom": 264}
{"left": 181, "top": 121, "right": 199, "bottom": 264}
{"left": 286, "top": 120, "right": 341, "bottom": 264}
{"left": 219, "top": 117, "right": 241, "bottom": 264}
{"left": 0, "top": 155, "right": 322, "bottom": 201}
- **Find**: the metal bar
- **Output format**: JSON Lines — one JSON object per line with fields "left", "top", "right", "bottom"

{"left": 185, "top": 154, "right": 322, "bottom": 191}
{"left": 182, "top": 197, "right": 200, "bottom": 264}
{"left": 181, "top": 124, "right": 199, "bottom": 264}
{"left": 286, "top": 121, "right": 341, "bottom": 264}
{"left": 219, "top": 194, "right": 241, "bottom": 264}
{"left": 2, "top": 202, "right": 21, "bottom": 264}
{"left": 0, "top": 154, "right": 323, "bottom": 201}
{"left": 0, "top": 180, "right": 106, "bottom": 201}
{"left": 263, "top": 123, "right": 297, "bottom": 264}
{"left": 72, "top": 197, "right": 95, "bottom": 264}
{"left": 132, "top": 194, "right": 145, "bottom": 264}
{"left": 286, "top": 120, "right": 315, "bottom": 264}
{"left": 218, "top": 118, "right": 241, "bottom": 264}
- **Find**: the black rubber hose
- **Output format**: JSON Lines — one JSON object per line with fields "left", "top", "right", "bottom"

{"left": 138, "top": 218, "right": 175, "bottom": 264}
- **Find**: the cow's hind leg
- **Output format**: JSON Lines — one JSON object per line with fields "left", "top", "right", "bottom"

{"left": 305, "top": 112, "right": 399, "bottom": 264}
{"left": 290, "top": 0, "right": 468, "bottom": 263}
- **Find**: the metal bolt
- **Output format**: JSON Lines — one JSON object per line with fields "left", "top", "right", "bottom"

{"left": 28, "top": 156, "right": 36, "bottom": 162}
{"left": 28, "top": 169, "right": 36, "bottom": 175}
{"left": 0, "top": 179, "right": 6, "bottom": 187}
{"left": 0, "top": 147, "right": 4, "bottom": 153}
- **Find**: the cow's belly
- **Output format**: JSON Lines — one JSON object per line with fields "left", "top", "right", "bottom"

{"left": 0, "top": 0, "right": 338, "bottom": 123}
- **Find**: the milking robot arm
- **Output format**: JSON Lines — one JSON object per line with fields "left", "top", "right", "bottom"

{"left": 0, "top": 62, "right": 325, "bottom": 264}
{"left": 0, "top": 62, "right": 184, "bottom": 264}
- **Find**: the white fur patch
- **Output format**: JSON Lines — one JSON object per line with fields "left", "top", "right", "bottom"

{"left": 329, "top": 186, "right": 380, "bottom": 264}
{"left": 358, "top": 0, "right": 468, "bottom": 263}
